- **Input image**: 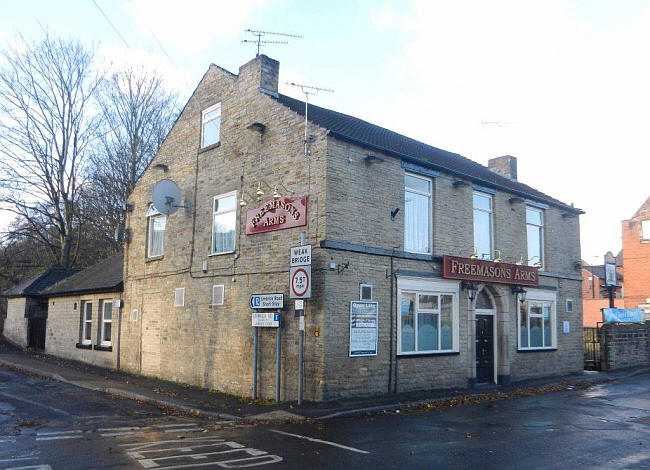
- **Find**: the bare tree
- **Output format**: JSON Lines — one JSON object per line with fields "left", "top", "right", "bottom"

{"left": 0, "top": 34, "right": 102, "bottom": 268}
{"left": 87, "top": 66, "right": 178, "bottom": 248}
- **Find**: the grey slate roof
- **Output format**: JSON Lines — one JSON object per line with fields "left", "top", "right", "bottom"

{"left": 275, "top": 93, "right": 582, "bottom": 213}
{"left": 2, "top": 268, "right": 80, "bottom": 298}
{"left": 43, "top": 253, "right": 123, "bottom": 297}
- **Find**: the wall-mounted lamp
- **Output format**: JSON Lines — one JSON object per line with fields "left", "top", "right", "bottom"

{"left": 390, "top": 208, "right": 400, "bottom": 221}
{"left": 470, "top": 250, "right": 479, "bottom": 260}
{"left": 516, "top": 255, "right": 525, "bottom": 266}
{"left": 453, "top": 180, "right": 469, "bottom": 188}
{"left": 508, "top": 197, "right": 524, "bottom": 204}
{"left": 512, "top": 285, "right": 527, "bottom": 303}
{"left": 153, "top": 163, "right": 169, "bottom": 172}
{"left": 462, "top": 280, "right": 478, "bottom": 302}
{"left": 493, "top": 250, "right": 503, "bottom": 263}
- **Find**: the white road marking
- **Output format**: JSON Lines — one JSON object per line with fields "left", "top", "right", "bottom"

{"left": 36, "top": 430, "right": 82, "bottom": 436}
{"left": 269, "top": 429, "right": 370, "bottom": 454}
{"left": 163, "top": 428, "right": 202, "bottom": 433}
{"left": 98, "top": 426, "right": 141, "bottom": 432}
{"left": 35, "top": 435, "right": 83, "bottom": 441}
{"left": 0, "top": 457, "right": 37, "bottom": 462}
{"left": 120, "top": 437, "right": 228, "bottom": 453}
{"left": 4, "top": 465, "right": 52, "bottom": 469}
{"left": 154, "top": 423, "right": 200, "bottom": 428}
{"left": 0, "top": 391, "right": 74, "bottom": 417}
{"left": 121, "top": 436, "right": 283, "bottom": 468}
{"left": 100, "top": 431, "right": 137, "bottom": 437}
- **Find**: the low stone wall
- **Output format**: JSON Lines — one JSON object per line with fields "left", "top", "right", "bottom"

{"left": 599, "top": 321, "right": 650, "bottom": 370}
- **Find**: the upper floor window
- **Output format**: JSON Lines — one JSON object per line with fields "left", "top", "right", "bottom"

{"left": 526, "top": 207, "right": 544, "bottom": 268}
{"left": 642, "top": 220, "right": 650, "bottom": 240}
{"left": 146, "top": 205, "right": 166, "bottom": 258}
{"left": 473, "top": 192, "right": 493, "bottom": 260}
{"left": 404, "top": 173, "right": 431, "bottom": 253}
{"left": 212, "top": 192, "right": 237, "bottom": 255}
{"left": 201, "top": 103, "right": 221, "bottom": 148}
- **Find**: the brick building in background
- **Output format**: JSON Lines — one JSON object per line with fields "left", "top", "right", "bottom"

{"left": 582, "top": 196, "right": 650, "bottom": 326}
{"left": 581, "top": 251, "right": 623, "bottom": 327}
{"left": 622, "top": 196, "right": 650, "bottom": 316}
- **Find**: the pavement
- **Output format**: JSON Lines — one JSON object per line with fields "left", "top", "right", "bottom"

{"left": 1, "top": 339, "right": 648, "bottom": 423}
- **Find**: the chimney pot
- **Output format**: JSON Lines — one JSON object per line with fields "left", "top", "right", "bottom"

{"left": 488, "top": 155, "right": 518, "bottom": 181}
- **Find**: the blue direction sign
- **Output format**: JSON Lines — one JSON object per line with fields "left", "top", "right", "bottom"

{"left": 250, "top": 293, "right": 284, "bottom": 309}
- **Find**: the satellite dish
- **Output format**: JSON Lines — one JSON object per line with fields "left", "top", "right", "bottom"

{"left": 152, "top": 179, "right": 183, "bottom": 215}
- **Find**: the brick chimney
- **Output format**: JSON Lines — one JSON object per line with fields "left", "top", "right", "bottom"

{"left": 488, "top": 155, "right": 518, "bottom": 181}
{"left": 238, "top": 54, "right": 279, "bottom": 96}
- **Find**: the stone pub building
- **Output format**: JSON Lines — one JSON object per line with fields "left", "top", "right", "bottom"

{"left": 11, "top": 54, "right": 585, "bottom": 401}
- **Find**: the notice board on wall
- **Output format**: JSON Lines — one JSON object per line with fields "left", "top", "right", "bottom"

{"left": 349, "top": 301, "right": 378, "bottom": 357}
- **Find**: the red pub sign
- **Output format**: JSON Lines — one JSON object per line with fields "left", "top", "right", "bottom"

{"left": 245, "top": 196, "right": 307, "bottom": 235}
{"left": 442, "top": 255, "right": 539, "bottom": 286}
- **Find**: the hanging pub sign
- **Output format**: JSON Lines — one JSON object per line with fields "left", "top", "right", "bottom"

{"left": 245, "top": 196, "right": 307, "bottom": 235}
{"left": 442, "top": 255, "right": 539, "bottom": 286}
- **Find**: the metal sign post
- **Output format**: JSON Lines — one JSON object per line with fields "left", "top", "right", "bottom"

{"left": 291, "top": 236, "right": 310, "bottom": 405}
{"left": 275, "top": 310, "right": 282, "bottom": 403}
{"left": 252, "top": 327, "right": 258, "bottom": 400}
{"left": 250, "top": 293, "right": 284, "bottom": 402}
{"left": 296, "top": 300, "right": 305, "bottom": 405}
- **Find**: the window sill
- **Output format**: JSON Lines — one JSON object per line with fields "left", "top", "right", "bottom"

{"left": 208, "top": 250, "right": 235, "bottom": 257}
{"left": 517, "top": 347, "right": 557, "bottom": 353}
{"left": 75, "top": 343, "right": 92, "bottom": 350}
{"left": 198, "top": 142, "right": 221, "bottom": 154}
{"left": 146, "top": 255, "right": 164, "bottom": 263}
{"left": 397, "top": 351, "right": 460, "bottom": 358}
{"left": 403, "top": 249, "right": 432, "bottom": 256}
{"left": 95, "top": 344, "right": 113, "bottom": 352}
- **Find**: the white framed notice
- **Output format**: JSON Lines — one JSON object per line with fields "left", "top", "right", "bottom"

{"left": 349, "top": 301, "right": 378, "bottom": 357}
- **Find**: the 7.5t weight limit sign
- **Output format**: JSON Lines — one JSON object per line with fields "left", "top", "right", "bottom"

{"left": 290, "top": 266, "right": 311, "bottom": 299}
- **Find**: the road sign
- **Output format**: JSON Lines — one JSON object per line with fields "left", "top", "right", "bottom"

{"left": 290, "top": 266, "right": 311, "bottom": 299}
{"left": 252, "top": 311, "right": 280, "bottom": 327}
{"left": 290, "top": 245, "right": 312, "bottom": 267}
{"left": 250, "top": 293, "right": 284, "bottom": 309}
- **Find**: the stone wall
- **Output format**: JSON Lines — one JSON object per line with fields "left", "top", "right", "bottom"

{"left": 599, "top": 321, "right": 650, "bottom": 370}
{"left": 121, "top": 55, "right": 328, "bottom": 401}
{"left": 4, "top": 298, "right": 27, "bottom": 348}
{"left": 45, "top": 293, "right": 120, "bottom": 369}
{"left": 320, "top": 136, "right": 583, "bottom": 398}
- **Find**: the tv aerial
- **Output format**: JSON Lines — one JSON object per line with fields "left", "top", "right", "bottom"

{"left": 242, "top": 29, "right": 302, "bottom": 56}
{"left": 286, "top": 82, "right": 333, "bottom": 156}
{"left": 152, "top": 179, "right": 189, "bottom": 216}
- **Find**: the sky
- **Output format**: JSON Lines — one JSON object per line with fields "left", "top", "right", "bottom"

{"left": 0, "top": 0, "right": 648, "bottom": 265}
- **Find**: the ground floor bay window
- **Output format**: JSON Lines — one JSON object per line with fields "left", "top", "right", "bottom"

{"left": 518, "top": 290, "right": 556, "bottom": 350}
{"left": 397, "top": 277, "right": 460, "bottom": 355}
